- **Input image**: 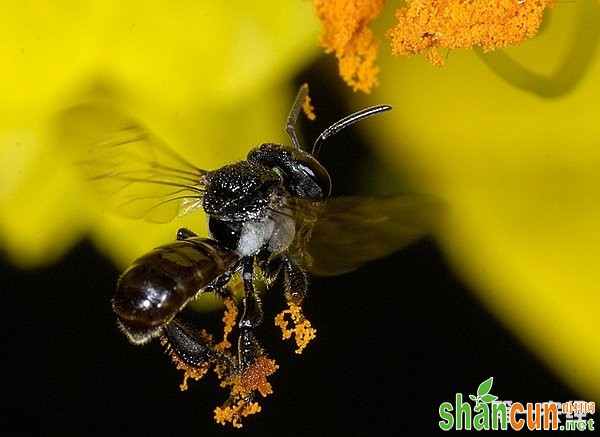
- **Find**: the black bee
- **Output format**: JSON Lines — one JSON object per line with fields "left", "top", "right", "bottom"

{"left": 66, "top": 84, "right": 437, "bottom": 426}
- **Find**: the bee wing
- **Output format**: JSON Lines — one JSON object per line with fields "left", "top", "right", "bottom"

{"left": 304, "top": 195, "right": 442, "bottom": 276}
{"left": 61, "top": 103, "right": 207, "bottom": 223}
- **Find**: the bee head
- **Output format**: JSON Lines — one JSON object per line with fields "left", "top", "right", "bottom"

{"left": 247, "top": 143, "right": 331, "bottom": 199}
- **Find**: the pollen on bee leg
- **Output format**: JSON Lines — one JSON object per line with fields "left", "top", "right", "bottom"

{"left": 161, "top": 329, "right": 212, "bottom": 391}
{"left": 214, "top": 355, "right": 278, "bottom": 427}
{"left": 214, "top": 399, "right": 262, "bottom": 428}
{"left": 176, "top": 362, "right": 211, "bottom": 391}
{"left": 216, "top": 297, "right": 238, "bottom": 352}
{"left": 274, "top": 303, "right": 317, "bottom": 354}
{"left": 240, "top": 355, "right": 278, "bottom": 397}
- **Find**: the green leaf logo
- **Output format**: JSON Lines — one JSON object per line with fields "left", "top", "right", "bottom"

{"left": 470, "top": 377, "right": 498, "bottom": 407}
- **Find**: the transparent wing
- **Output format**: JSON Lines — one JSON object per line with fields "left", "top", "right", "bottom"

{"left": 61, "top": 103, "right": 207, "bottom": 223}
{"left": 304, "top": 195, "right": 442, "bottom": 276}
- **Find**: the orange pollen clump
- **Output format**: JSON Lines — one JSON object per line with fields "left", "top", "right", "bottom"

{"left": 215, "top": 355, "right": 278, "bottom": 428}
{"left": 311, "top": 0, "right": 385, "bottom": 93}
{"left": 162, "top": 330, "right": 212, "bottom": 391}
{"left": 161, "top": 329, "right": 213, "bottom": 391}
{"left": 386, "top": 0, "right": 555, "bottom": 66}
{"left": 216, "top": 297, "right": 238, "bottom": 352}
{"left": 275, "top": 303, "right": 317, "bottom": 354}
{"left": 302, "top": 94, "right": 316, "bottom": 121}
{"left": 239, "top": 355, "right": 279, "bottom": 397}
{"left": 214, "top": 399, "right": 262, "bottom": 428}
{"left": 174, "top": 359, "right": 210, "bottom": 391}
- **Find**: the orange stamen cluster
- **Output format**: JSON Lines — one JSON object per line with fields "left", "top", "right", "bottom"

{"left": 311, "top": 0, "right": 384, "bottom": 93}
{"left": 311, "top": 0, "right": 554, "bottom": 89}
{"left": 386, "top": 0, "right": 554, "bottom": 66}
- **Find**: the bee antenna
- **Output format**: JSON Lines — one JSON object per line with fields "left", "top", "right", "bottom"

{"left": 285, "top": 83, "right": 310, "bottom": 150}
{"left": 311, "top": 104, "right": 392, "bottom": 159}
{"left": 284, "top": 84, "right": 392, "bottom": 159}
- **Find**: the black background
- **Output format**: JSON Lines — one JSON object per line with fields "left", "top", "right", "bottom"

{"left": 2, "top": 60, "right": 580, "bottom": 435}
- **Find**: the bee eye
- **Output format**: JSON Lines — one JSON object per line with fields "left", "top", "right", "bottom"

{"left": 290, "top": 153, "right": 331, "bottom": 197}
{"left": 248, "top": 143, "right": 332, "bottom": 199}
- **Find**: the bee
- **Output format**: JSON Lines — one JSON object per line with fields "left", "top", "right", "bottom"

{"left": 66, "top": 84, "right": 437, "bottom": 427}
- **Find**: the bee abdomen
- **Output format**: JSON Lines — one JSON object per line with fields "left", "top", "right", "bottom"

{"left": 112, "top": 238, "right": 238, "bottom": 344}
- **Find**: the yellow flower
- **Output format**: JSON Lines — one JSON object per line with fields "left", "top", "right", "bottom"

{"left": 0, "top": 1, "right": 320, "bottom": 268}
{"left": 345, "top": 1, "right": 600, "bottom": 402}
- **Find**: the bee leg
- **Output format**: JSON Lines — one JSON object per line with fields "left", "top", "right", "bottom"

{"left": 176, "top": 227, "right": 198, "bottom": 240}
{"left": 234, "top": 257, "right": 265, "bottom": 366}
{"left": 204, "top": 270, "right": 235, "bottom": 298}
{"left": 281, "top": 256, "right": 308, "bottom": 307}
{"left": 272, "top": 256, "right": 316, "bottom": 353}
{"left": 285, "top": 83, "right": 309, "bottom": 149}
{"left": 238, "top": 257, "right": 263, "bottom": 328}
{"left": 225, "top": 257, "right": 277, "bottom": 415}
{"left": 260, "top": 254, "right": 308, "bottom": 306}
{"left": 256, "top": 250, "right": 282, "bottom": 284}
{"left": 161, "top": 317, "right": 235, "bottom": 389}
{"left": 162, "top": 317, "right": 226, "bottom": 366}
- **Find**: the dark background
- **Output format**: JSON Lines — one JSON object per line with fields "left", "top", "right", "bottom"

{"left": 2, "top": 61, "right": 580, "bottom": 435}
